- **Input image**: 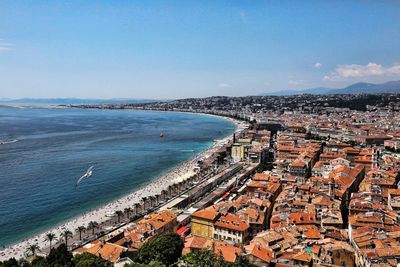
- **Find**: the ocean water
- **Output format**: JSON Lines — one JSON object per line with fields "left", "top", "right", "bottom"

{"left": 0, "top": 107, "right": 235, "bottom": 246}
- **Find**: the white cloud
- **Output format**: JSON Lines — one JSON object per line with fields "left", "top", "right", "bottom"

{"left": 323, "top": 62, "right": 400, "bottom": 81}
{"left": 323, "top": 75, "right": 331, "bottom": 81}
{"left": 313, "top": 62, "right": 322, "bottom": 69}
{"left": 0, "top": 39, "right": 13, "bottom": 52}
{"left": 218, "top": 83, "right": 231, "bottom": 88}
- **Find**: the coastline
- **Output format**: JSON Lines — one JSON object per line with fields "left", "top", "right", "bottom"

{"left": 0, "top": 112, "right": 247, "bottom": 261}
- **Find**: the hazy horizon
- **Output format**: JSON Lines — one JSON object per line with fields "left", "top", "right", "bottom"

{"left": 1, "top": 1, "right": 400, "bottom": 99}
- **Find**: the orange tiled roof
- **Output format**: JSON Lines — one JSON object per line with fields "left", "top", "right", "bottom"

{"left": 214, "top": 241, "right": 243, "bottom": 263}
{"left": 245, "top": 242, "right": 272, "bottom": 263}
{"left": 192, "top": 207, "right": 219, "bottom": 221}
{"left": 74, "top": 241, "right": 127, "bottom": 263}
{"left": 214, "top": 213, "right": 250, "bottom": 232}
{"left": 139, "top": 210, "right": 177, "bottom": 231}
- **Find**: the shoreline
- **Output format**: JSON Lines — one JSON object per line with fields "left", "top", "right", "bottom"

{"left": 0, "top": 111, "right": 247, "bottom": 261}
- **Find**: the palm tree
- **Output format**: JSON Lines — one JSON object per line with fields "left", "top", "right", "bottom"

{"left": 155, "top": 194, "right": 161, "bottom": 203}
{"left": 167, "top": 185, "right": 173, "bottom": 196}
{"left": 141, "top": 197, "right": 148, "bottom": 210}
{"left": 88, "top": 221, "right": 99, "bottom": 235}
{"left": 134, "top": 203, "right": 141, "bottom": 215}
{"left": 26, "top": 244, "right": 40, "bottom": 257}
{"left": 161, "top": 189, "right": 168, "bottom": 200}
{"left": 124, "top": 207, "right": 133, "bottom": 218}
{"left": 116, "top": 210, "right": 123, "bottom": 223}
{"left": 149, "top": 195, "right": 156, "bottom": 207}
{"left": 44, "top": 232, "right": 56, "bottom": 250}
{"left": 60, "top": 230, "right": 73, "bottom": 247}
{"left": 76, "top": 226, "right": 86, "bottom": 241}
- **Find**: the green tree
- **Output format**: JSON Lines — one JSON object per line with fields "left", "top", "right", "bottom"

{"left": 30, "top": 256, "right": 46, "bottom": 267}
{"left": 137, "top": 233, "right": 183, "bottom": 266}
{"left": 26, "top": 244, "right": 40, "bottom": 257}
{"left": 180, "top": 250, "right": 256, "bottom": 267}
{"left": 124, "top": 207, "right": 133, "bottom": 219}
{"left": 45, "top": 232, "right": 56, "bottom": 250}
{"left": 60, "top": 230, "right": 73, "bottom": 247}
{"left": 231, "top": 255, "right": 256, "bottom": 267}
{"left": 45, "top": 244, "right": 73, "bottom": 266}
{"left": 88, "top": 221, "right": 99, "bottom": 236}
{"left": 116, "top": 210, "right": 124, "bottom": 223}
{"left": 72, "top": 252, "right": 112, "bottom": 267}
{"left": 180, "top": 250, "right": 227, "bottom": 267}
{"left": 0, "top": 258, "right": 19, "bottom": 267}
{"left": 124, "top": 261, "right": 165, "bottom": 267}
{"left": 76, "top": 226, "right": 86, "bottom": 241}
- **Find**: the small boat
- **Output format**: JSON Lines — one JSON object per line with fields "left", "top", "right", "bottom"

{"left": 160, "top": 132, "right": 164, "bottom": 138}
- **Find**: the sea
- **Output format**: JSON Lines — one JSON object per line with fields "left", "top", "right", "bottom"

{"left": 0, "top": 107, "right": 235, "bottom": 246}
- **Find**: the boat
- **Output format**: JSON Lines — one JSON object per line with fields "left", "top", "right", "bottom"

{"left": 160, "top": 132, "right": 164, "bottom": 138}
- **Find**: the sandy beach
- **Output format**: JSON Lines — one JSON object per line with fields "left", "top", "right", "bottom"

{"left": 0, "top": 115, "right": 247, "bottom": 261}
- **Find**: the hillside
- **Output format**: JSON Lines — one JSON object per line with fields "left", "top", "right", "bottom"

{"left": 263, "top": 80, "right": 400, "bottom": 96}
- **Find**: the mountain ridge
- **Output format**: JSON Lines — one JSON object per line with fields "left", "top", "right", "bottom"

{"left": 262, "top": 80, "right": 400, "bottom": 96}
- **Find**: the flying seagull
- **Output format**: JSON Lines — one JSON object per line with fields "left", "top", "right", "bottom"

{"left": 76, "top": 165, "right": 94, "bottom": 187}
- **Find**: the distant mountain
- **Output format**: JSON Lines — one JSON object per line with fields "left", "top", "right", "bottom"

{"left": 262, "top": 80, "right": 400, "bottom": 96}
{"left": 263, "top": 87, "right": 334, "bottom": 96}
{"left": 0, "top": 98, "right": 159, "bottom": 105}
{"left": 327, "top": 80, "right": 400, "bottom": 94}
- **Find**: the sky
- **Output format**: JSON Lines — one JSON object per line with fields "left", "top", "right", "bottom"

{"left": 1, "top": 1, "right": 400, "bottom": 99}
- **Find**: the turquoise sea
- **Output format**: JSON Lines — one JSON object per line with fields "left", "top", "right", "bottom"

{"left": 0, "top": 107, "right": 235, "bottom": 246}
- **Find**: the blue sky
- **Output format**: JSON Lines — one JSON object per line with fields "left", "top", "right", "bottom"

{"left": 1, "top": 1, "right": 400, "bottom": 99}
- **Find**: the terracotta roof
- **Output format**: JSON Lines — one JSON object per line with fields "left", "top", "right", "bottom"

{"left": 192, "top": 206, "right": 219, "bottom": 221}
{"left": 74, "top": 241, "right": 127, "bottom": 263}
{"left": 183, "top": 235, "right": 213, "bottom": 254}
{"left": 214, "top": 213, "right": 250, "bottom": 232}
{"left": 139, "top": 210, "right": 177, "bottom": 231}
{"left": 253, "top": 173, "right": 269, "bottom": 181}
{"left": 245, "top": 242, "right": 272, "bottom": 263}
{"left": 214, "top": 241, "right": 243, "bottom": 263}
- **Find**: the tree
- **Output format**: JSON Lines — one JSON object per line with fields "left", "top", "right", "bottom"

{"left": 116, "top": 210, "right": 124, "bottom": 223}
{"left": 124, "top": 207, "right": 133, "bottom": 219}
{"left": 124, "top": 261, "right": 166, "bottom": 267}
{"left": 137, "top": 233, "right": 183, "bottom": 266}
{"left": 30, "top": 256, "right": 46, "bottom": 266}
{"left": 141, "top": 197, "right": 148, "bottom": 210}
{"left": 180, "top": 250, "right": 226, "bottom": 267}
{"left": 60, "top": 230, "right": 73, "bottom": 247}
{"left": 26, "top": 244, "right": 40, "bottom": 257}
{"left": 45, "top": 244, "right": 73, "bottom": 266}
{"left": 231, "top": 255, "right": 256, "bottom": 267}
{"left": 72, "top": 252, "right": 112, "bottom": 267}
{"left": 0, "top": 257, "right": 19, "bottom": 267}
{"left": 88, "top": 221, "right": 99, "bottom": 235}
{"left": 76, "top": 226, "right": 86, "bottom": 241}
{"left": 134, "top": 203, "right": 141, "bottom": 215}
{"left": 44, "top": 232, "right": 56, "bottom": 250}
{"left": 161, "top": 190, "right": 168, "bottom": 200}
{"left": 180, "top": 250, "right": 256, "bottom": 267}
